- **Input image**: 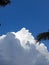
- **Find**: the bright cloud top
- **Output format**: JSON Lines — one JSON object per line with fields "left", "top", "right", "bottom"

{"left": 0, "top": 28, "right": 49, "bottom": 65}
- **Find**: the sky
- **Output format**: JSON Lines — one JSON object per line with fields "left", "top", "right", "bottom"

{"left": 0, "top": 28, "right": 49, "bottom": 65}
{"left": 0, "top": 0, "right": 49, "bottom": 51}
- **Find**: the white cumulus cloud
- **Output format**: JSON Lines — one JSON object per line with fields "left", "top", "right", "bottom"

{"left": 0, "top": 28, "right": 49, "bottom": 65}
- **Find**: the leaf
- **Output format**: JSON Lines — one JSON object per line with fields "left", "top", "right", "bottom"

{"left": 36, "top": 32, "right": 49, "bottom": 42}
{"left": 0, "top": 0, "right": 11, "bottom": 7}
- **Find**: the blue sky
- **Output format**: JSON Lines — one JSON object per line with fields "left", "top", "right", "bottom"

{"left": 0, "top": 0, "right": 49, "bottom": 49}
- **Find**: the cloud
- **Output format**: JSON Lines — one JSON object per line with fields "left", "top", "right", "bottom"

{"left": 0, "top": 28, "right": 49, "bottom": 65}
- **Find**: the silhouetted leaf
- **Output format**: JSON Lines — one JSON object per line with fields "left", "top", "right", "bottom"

{"left": 0, "top": 0, "right": 11, "bottom": 7}
{"left": 0, "top": 24, "right": 1, "bottom": 26}
{"left": 36, "top": 32, "right": 49, "bottom": 42}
